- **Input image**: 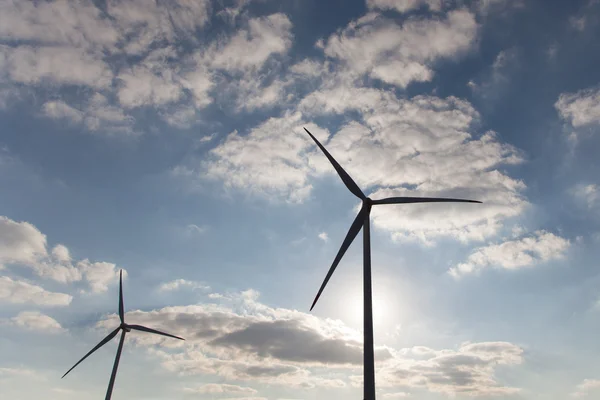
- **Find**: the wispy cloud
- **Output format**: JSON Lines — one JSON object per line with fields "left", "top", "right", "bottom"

{"left": 318, "top": 232, "right": 329, "bottom": 242}
{"left": 571, "top": 379, "right": 600, "bottom": 397}
{"left": 158, "top": 279, "right": 210, "bottom": 292}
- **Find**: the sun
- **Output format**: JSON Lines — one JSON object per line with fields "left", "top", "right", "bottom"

{"left": 342, "top": 287, "right": 394, "bottom": 331}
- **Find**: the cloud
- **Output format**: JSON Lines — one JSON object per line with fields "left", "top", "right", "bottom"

{"left": 0, "top": 367, "right": 42, "bottom": 379}
{"left": 323, "top": 9, "right": 478, "bottom": 88}
{"left": 0, "top": 215, "right": 123, "bottom": 292}
{"left": 382, "top": 393, "right": 411, "bottom": 398}
{"left": 182, "top": 383, "right": 258, "bottom": 395}
{"left": 202, "top": 113, "right": 328, "bottom": 203}
{"left": 376, "top": 341, "right": 523, "bottom": 397}
{"left": 95, "top": 289, "right": 370, "bottom": 388}
{"left": 572, "top": 379, "right": 600, "bottom": 397}
{"left": 450, "top": 231, "right": 570, "bottom": 277}
{"left": 0, "top": 276, "right": 72, "bottom": 306}
{"left": 42, "top": 94, "right": 134, "bottom": 133}
{"left": 208, "top": 13, "right": 293, "bottom": 72}
{"left": 367, "top": 0, "right": 442, "bottom": 13}
{"left": 318, "top": 232, "right": 329, "bottom": 242}
{"left": 571, "top": 184, "right": 600, "bottom": 209}
{"left": 186, "top": 224, "right": 209, "bottom": 235}
{"left": 476, "top": 0, "right": 525, "bottom": 16}
{"left": 469, "top": 48, "right": 518, "bottom": 103}
{"left": 201, "top": 85, "right": 527, "bottom": 242}
{"left": 0, "top": 216, "right": 48, "bottom": 267}
{"left": 556, "top": 86, "right": 600, "bottom": 128}
{"left": 6, "top": 311, "right": 64, "bottom": 333}
{"left": 1, "top": 45, "right": 112, "bottom": 88}
{"left": 304, "top": 91, "right": 526, "bottom": 242}
{"left": 90, "top": 288, "right": 522, "bottom": 395}
{"left": 159, "top": 279, "right": 210, "bottom": 292}
{"left": 42, "top": 101, "right": 84, "bottom": 124}
{"left": 0, "top": 1, "right": 292, "bottom": 134}
{"left": 117, "top": 65, "right": 183, "bottom": 108}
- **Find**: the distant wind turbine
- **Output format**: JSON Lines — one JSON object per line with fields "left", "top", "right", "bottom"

{"left": 304, "top": 127, "right": 481, "bottom": 400}
{"left": 62, "top": 270, "right": 184, "bottom": 400}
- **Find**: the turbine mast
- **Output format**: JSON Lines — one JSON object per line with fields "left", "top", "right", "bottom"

{"left": 363, "top": 210, "right": 375, "bottom": 400}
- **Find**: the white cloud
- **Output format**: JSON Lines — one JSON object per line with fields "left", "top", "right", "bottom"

{"left": 109, "top": 0, "right": 211, "bottom": 55}
{"left": 0, "top": 0, "right": 118, "bottom": 50}
{"left": 76, "top": 260, "right": 122, "bottom": 293}
{"left": 0, "top": 216, "right": 48, "bottom": 267}
{"left": 0, "top": 1, "right": 291, "bottom": 134}
{"left": 0, "top": 276, "right": 72, "bottom": 306}
{"left": 7, "top": 311, "right": 64, "bottom": 333}
{"left": 367, "top": 0, "right": 442, "bottom": 13}
{"left": 556, "top": 87, "right": 600, "bottom": 128}
{"left": 1, "top": 45, "right": 112, "bottom": 88}
{"left": 323, "top": 9, "right": 478, "bottom": 88}
{"left": 158, "top": 279, "right": 210, "bottom": 292}
{"left": 117, "top": 66, "right": 183, "bottom": 108}
{"left": 572, "top": 379, "right": 600, "bottom": 397}
{"left": 0, "top": 215, "right": 122, "bottom": 292}
{"left": 202, "top": 113, "right": 328, "bottom": 203}
{"left": 183, "top": 383, "right": 258, "bottom": 395}
{"left": 318, "top": 232, "right": 329, "bottom": 242}
{"left": 450, "top": 231, "right": 570, "bottom": 278}
{"left": 179, "top": 65, "right": 214, "bottom": 109}
{"left": 209, "top": 13, "right": 293, "bottom": 72}
{"left": 202, "top": 87, "right": 527, "bottom": 242}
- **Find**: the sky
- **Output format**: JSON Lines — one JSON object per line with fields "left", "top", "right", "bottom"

{"left": 1, "top": 0, "right": 600, "bottom": 399}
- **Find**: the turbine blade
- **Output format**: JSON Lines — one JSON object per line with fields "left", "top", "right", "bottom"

{"left": 128, "top": 324, "right": 185, "bottom": 341}
{"left": 62, "top": 327, "right": 120, "bottom": 379}
{"left": 304, "top": 127, "right": 366, "bottom": 200}
{"left": 310, "top": 205, "right": 368, "bottom": 311}
{"left": 105, "top": 330, "right": 126, "bottom": 400}
{"left": 372, "top": 196, "right": 482, "bottom": 205}
{"left": 119, "top": 269, "right": 124, "bottom": 324}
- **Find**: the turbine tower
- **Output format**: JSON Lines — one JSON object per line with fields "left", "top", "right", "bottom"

{"left": 304, "top": 127, "right": 481, "bottom": 400}
{"left": 62, "top": 270, "right": 184, "bottom": 400}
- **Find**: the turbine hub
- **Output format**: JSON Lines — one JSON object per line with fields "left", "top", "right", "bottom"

{"left": 120, "top": 323, "right": 131, "bottom": 332}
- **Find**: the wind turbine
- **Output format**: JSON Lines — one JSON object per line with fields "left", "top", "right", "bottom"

{"left": 303, "top": 127, "right": 481, "bottom": 400}
{"left": 62, "top": 270, "right": 184, "bottom": 400}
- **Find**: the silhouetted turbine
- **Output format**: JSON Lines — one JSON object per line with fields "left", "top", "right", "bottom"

{"left": 304, "top": 127, "right": 481, "bottom": 400}
{"left": 62, "top": 270, "right": 184, "bottom": 400}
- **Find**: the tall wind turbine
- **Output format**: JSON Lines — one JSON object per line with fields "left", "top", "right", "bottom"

{"left": 304, "top": 127, "right": 481, "bottom": 400}
{"left": 62, "top": 270, "right": 184, "bottom": 400}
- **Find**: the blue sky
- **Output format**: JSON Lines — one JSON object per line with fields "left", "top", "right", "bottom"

{"left": 1, "top": 0, "right": 600, "bottom": 399}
